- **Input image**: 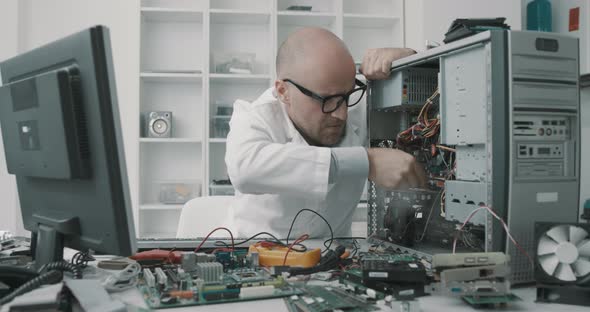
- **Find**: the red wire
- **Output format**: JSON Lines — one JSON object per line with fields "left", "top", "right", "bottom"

{"left": 193, "top": 227, "right": 235, "bottom": 253}
{"left": 283, "top": 234, "right": 309, "bottom": 266}
{"left": 452, "top": 206, "right": 534, "bottom": 266}
{"left": 167, "top": 248, "right": 176, "bottom": 263}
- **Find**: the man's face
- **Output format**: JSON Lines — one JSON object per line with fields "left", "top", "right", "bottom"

{"left": 282, "top": 77, "right": 355, "bottom": 147}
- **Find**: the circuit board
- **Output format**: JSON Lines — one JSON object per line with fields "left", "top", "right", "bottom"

{"left": 283, "top": 285, "right": 380, "bottom": 312}
{"left": 137, "top": 266, "right": 304, "bottom": 309}
{"left": 462, "top": 294, "right": 520, "bottom": 307}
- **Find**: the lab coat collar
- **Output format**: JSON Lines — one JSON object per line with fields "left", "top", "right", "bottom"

{"left": 273, "top": 87, "right": 361, "bottom": 148}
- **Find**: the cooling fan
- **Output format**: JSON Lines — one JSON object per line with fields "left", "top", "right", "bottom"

{"left": 535, "top": 222, "right": 590, "bottom": 306}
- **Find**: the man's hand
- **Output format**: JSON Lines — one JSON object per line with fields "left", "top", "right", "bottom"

{"left": 367, "top": 148, "right": 427, "bottom": 190}
{"left": 360, "top": 48, "right": 416, "bottom": 80}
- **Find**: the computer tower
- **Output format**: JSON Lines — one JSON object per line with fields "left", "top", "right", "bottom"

{"left": 367, "top": 30, "right": 580, "bottom": 284}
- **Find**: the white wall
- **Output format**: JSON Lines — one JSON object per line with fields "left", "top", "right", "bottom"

{"left": 405, "top": 0, "right": 523, "bottom": 51}
{"left": 0, "top": 0, "right": 19, "bottom": 235}
{"left": 0, "top": 0, "right": 141, "bottom": 234}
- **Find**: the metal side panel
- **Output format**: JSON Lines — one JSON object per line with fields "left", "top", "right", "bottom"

{"left": 444, "top": 180, "right": 488, "bottom": 226}
{"left": 440, "top": 44, "right": 488, "bottom": 145}
{"left": 456, "top": 145, "right": 487, "bottom": 181}
{"left": 391, "top": 31, "right": 492, "bottom": 70}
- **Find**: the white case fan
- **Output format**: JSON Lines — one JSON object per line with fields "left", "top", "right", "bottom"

{"left": 537, "top": 224, "right": 590, "bottom": 282}
{"left": 535, "top": 222, "right": 590, "bottom": 306}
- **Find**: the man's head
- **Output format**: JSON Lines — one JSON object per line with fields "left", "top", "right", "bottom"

{"left": 275, "top": 27, "right": 357, "bottom": 147}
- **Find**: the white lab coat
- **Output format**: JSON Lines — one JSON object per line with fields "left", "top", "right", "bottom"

{"left": 225, "top": 88, "right": 367, "bottom": 239}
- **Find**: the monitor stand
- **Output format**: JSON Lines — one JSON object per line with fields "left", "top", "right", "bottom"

{"left": 33, "top": 215, "right": 80, "bottom": 270}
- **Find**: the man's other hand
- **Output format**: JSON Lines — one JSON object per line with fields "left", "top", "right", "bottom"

{"left": 360, "top": 48, "right": 416, "bottom": 80}
{"left": 367, "top": 148, "right": 427, "bottom": 190}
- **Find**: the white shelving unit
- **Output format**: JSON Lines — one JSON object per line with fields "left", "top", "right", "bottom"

{"left": 138, "top": 0, "right": 404, "bottom": 237}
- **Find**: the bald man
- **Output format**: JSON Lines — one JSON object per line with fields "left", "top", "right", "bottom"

{"left": 225, "top": 28, "right": 425, "bottom": 238}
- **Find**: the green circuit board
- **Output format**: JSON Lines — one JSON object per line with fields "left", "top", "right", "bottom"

{"left": 137, "top": 267, "right": 304, "bottom": 309}
{"left": 284, "top": 285, "right": 380, "bottom": 312}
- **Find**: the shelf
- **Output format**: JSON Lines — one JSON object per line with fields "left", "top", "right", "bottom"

{"left": 210, "top": 9, "right": 271, "bottom": 24}
{"left": 140, "top": 72, "right": 203, "bottom": 82}
{"left": 209, "top": 138, "right": 227, "bottom": 143}
{"left": 140, "top": 204, "right": 184, "bottom": 210}
{"left": 210, "top": 73, "right": 271, "bottom": 83}
{"left": 278, "top": 11, "right": 337, "bottom": 26}
{"left": 141, "top": 7, "right": 203, "bottom": 23}
{"left": 343, "top": 14, "right": 399, "bottom": 28}
{"left": 140, "top": 138, "right": 202, "bottom": 143}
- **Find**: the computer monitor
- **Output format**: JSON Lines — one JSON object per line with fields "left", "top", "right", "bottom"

{"left": 0, "top": 25, "right": 136, "bottom": 269}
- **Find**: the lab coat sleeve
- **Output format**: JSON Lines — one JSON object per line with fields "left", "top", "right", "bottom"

{"left": 330, "top": 147, "right": 369, "bottom": 184}
{"left": 225, "top": 102, "right": 331, "bottom": 199}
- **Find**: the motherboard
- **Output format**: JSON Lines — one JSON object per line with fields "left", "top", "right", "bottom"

{"left": 137, "top": 262, "right": 303, "bottom": 309}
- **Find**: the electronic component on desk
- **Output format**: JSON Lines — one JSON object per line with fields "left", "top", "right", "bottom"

{"left": 180, "top": 251, "right": 216, "bottom": 272}
{"left": 130, "top": 249, "right": 183, "bottom": 264}
{"left": 154, "top": 267, "right": 167, "bottom": 287}
{"left": 340, "top": 268, "right": 424, "bottom": 299}
{"left": 239, "top": 285, "right": 275, "bottom": 299}
{"left": 360, "top": 253, "right": 427, "bottom": 284}
{"left": 0, "top": 237, "right": 31, "bottom": 257}
{"left": 535, "top": 222, "right": 590, "bottom": 307}
{"left": 137, "top": 264, "right": 304, "bottom": 308}
{"left": 248, "top": 243, "right": 321, "bottom": 268}
{"left": 215, "top": 249, "right": 248, "bottom": 270}
{"left": 284, "top": 285, "right": 380, "bottom": 312}
{"left": 142, "top": 268, "right": 155, "bottom": 288}
{"left": 340, "top": 268, "right": 391, "bottom": 299}
{"left": 196, "top": 262, "right": 223, "bottom": 283}
{"left": 166, "top": 268, "right": 180, "bottom": 286}
{"left": 249, "top": 251, "right": 259, "bottom": 268}
{"left": 229, "top": 268, "right": 267, "bottom": 283}
{"left": 439, "top": 264, "right": 510, "bottom": 283}
{"left": 427, "top": 251, "right": 517, "bottom": 307}
{"left": 0, "top": 238, "right": 15, "bottom": 251}
{"left": 181, "top": 252, "right": 197, "bottom": 272}
{"left": 432, "top": 252, "right": 508, "bottom": 269}
{"left": 427, "top": 279, "right": 512, "bottom": 297}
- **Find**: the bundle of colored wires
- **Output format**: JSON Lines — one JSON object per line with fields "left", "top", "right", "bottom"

{"left": 397, "top": 89, "right": 440, "bottom": 146}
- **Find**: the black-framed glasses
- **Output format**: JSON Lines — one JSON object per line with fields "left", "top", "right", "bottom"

{"left": 283, "top": 78, "right": 367, "bottom": 113}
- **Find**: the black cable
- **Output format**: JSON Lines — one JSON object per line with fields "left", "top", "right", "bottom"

{"left": 216, "top": 231, "right": 282, "bottom": 247}
{"left": 322, "top": 237, "right": 365, "bottom": 250}
{"left": 288, "top": 245, "right": 346, "bottom": 276}
{"left": 0, "top": 270, "right": 63, "bottom": 305}
{"left": 286, "top": 209, "right": 334, "bottom": 253}
{"left": 39, "top": 261, "right": 83, "bottom": 279}
{"left": 214, "top": 232, "right": 309, "bottom": 252}
{"left": 71, "top": 251, "right": 95, "bottom": 268}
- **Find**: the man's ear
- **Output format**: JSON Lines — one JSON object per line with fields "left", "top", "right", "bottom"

{"left": 275, "top": 80, "right": 290, "bottom": 105}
